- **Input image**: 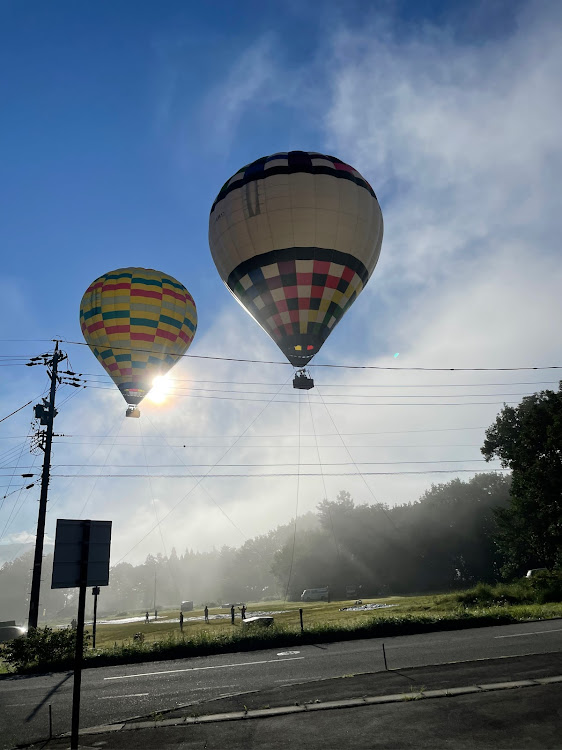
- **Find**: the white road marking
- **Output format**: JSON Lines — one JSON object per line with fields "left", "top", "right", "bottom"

{"left": 98, "top": 693, "right": 149, "bottom": 699}
{"left": 104, "top": 656, "right": 304, "bottom": 681}
{"left": 495, "top": 628, "right": 562, "bottom": 639}
{"left": 277, "top": 651, "right": 300, "bottom": 656}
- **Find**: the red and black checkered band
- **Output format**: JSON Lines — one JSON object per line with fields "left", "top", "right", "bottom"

{"left": 227, "top": 247, "right": 369, "bottom": 366}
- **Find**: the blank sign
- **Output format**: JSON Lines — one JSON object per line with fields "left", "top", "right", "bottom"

{"left": 51, "top": 519, "right": 112, "bottom": 589}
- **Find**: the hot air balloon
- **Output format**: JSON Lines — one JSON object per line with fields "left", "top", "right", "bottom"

{"left": 208, "top": 151, "right": 383, "bottom": 388}
{"left": 80, "top": 267, "right": 197, "bottom": 416}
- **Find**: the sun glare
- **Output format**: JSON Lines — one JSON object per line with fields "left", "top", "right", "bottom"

{"left": 147, "top": 375, "right": 171, "bottom": 405}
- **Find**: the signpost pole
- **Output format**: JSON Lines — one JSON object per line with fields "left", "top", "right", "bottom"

{"left": 70, "top": 520, "right": 91, "bottom": 750}
{"left": 92, "top": 587, "right": 100, "bottom": 649}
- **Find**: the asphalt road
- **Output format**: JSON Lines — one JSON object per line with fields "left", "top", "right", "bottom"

{"left": 1, "top": 618, "right": 561, "bottom": 748}
{"left": 26, "top": 683, "right": 562, "bottom": 750}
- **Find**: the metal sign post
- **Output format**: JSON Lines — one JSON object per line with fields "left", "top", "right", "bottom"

{"left": 92, "top": 587, "right": 100, "bottom": 650}
{"left": 70, "top": 520, "right": 90, "bottom": 750}
{"left": 51, "top": 519, "right": 111, "bottom": 750}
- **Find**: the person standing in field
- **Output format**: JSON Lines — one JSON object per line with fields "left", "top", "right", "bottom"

{"left": 145, "top": 611, "right": 149, "bottom": 624}
{"left": 179, "top": 611, "right": 184, "bottom": 632}
{"left": 241, "top": 604, "right": 246, "bottom": 620}
{"left": 204, "top": 605, "right": 209, "bottom": 623}
{"left": 230, "top": 605, "right": 235, "bottom": 624}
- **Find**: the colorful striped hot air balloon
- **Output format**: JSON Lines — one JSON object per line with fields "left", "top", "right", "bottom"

{"left": 208, "top": 151, "right": 383, "bottom": 375}
{"left": 80, "top": 267, "right": 197, "bottom": 414}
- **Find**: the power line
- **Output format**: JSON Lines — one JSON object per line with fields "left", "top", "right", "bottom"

{"left": 60, "top": 373, "right": 562, "bottom": 388}
{"left": 57, "top": 339, "right": 562, "bottom": 371}
{"left": 0, "top": 400, "right": 33, "bottom": 424}
{"left": 43, "top": 425, "right": 490, "bottom": 440}
{"left": 72, "top": 382, "right": 525, "bottom": 406}
{"left": 69, "top": 377, "right": 548, "bottom": 399}
{"left": 40, "top": 468, "right": 508, "bottom": 478}
{"left": 49, "top": 440, "right": 485, "bottom": 449}
{"left": 3, "top": 458, "right": 496, "bottom": 470}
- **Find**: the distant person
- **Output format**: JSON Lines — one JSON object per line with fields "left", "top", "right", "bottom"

{"left": 179, "top": 611, "right": 184, "bottom": 632}
{"left": 204, "top": 605, "right": 209, "bottom": 624}
{"left": 145, "top": 611, "right": 149, "bottom": 624}
{"left": 241, "top": 604, "right": 246, "bottom": 620}
{"left": 154, "top": 609, "right": 158, "bottom": 620}
{"left": 230, "top": 605, "right": 235, "bottom": 625}
{"left": 71, "top": 618, "right": 77, "bottom": 630}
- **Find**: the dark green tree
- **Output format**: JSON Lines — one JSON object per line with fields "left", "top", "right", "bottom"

{"left": 482, "top": 383, "right": 562, "bottom": 576}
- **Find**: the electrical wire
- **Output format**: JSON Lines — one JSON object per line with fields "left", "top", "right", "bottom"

{"left": 65, "top": 382, "right": 527, "bottom": 407}
{"left": 59, "top": 372, "right": 562, "bottom": 388}
{"left": 1, "top": 458, "right": 497, "bottom": 471}
{"left": 39, "top": 468, "right": 508, "bottom": 479}
{"left": 57, "top": 338, "right": 562, "bottom": 371}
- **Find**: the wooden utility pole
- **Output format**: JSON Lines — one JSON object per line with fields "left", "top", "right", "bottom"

{"left": 28, "top": 342, "right": 66, "bottom": 630}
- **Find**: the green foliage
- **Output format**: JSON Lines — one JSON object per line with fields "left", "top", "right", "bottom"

{"left": 2, "top": 627, "right": 89, "bottom": 672}
{"left": 482, "top": 383, "right": 562, "bottom": 575}
{"left": 451, "top": 573, "right": 562, "bottom": 606}
{"left": 526, "top": 570, "right": 562, "bottom": 604}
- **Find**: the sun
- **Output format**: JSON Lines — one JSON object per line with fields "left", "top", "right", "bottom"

{"left": 146, "top": 375, "right": 171, "bottom": 405}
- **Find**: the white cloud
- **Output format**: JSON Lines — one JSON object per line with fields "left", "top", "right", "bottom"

{"left": 199, "top": 33, "right": 295, "bottom": 151}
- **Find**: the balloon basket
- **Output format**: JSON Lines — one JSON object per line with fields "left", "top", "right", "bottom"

{"left": 293, "top": 370, "right": 314, "bottom": 390}
{"left": 126, "top": 406, "right": 141, "bottom": 418}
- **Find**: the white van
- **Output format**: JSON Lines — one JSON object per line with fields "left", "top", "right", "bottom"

{"left": 301, "top": 587, "right": 329, "bottom": 602}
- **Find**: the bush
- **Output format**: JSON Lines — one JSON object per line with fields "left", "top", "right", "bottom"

{"left": 453, "top": 575, "right": 562, "bottom": 607}
{"left": 2, "top": 627, "right": 89, "bottom": 672}
{"left": 527, "top": 571, "right": 562, "bottom": 603}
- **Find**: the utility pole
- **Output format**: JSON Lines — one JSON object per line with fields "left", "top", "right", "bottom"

{"left": 28, "top": 342, "right": 67, "bottom": 630}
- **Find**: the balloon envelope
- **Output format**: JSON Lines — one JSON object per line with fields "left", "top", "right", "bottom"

{"left": 80, "top": 267, "right": 197, "bottom": 405}
{"left": 208, "top": 151, "right": 383, "bottom": 366}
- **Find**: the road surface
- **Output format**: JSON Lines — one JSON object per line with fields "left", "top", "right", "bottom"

{"left": 1, "top": 618, "right": 561, "bottom": 748}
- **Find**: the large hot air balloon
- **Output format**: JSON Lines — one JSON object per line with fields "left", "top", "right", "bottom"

{"left": 208, "top": 151, "right": 383, "bottom": 387}
{"left": 80, "top": 267, "right": 197, "bottom": 416}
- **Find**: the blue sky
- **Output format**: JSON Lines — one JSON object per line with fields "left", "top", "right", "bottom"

{"left": 1, "top": 0, "right": 561, "bottom": 570}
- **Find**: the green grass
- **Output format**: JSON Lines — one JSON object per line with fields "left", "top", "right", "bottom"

{"left": 3, "top": 590, "right": 562, "bottom": 674}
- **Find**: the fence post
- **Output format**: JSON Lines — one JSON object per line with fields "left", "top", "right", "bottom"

{"left": 299, "top": 608, "right": 304, "bottom": 633}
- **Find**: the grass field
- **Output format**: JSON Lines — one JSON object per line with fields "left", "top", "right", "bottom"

{"left": 3, "top": 590, "right": 561, "bottom": 673}
{"left": 85, "top": 593, "right": 562, "bottom": 649}
{"left": 87, "top": 598, "right": 400, "bottom": 647}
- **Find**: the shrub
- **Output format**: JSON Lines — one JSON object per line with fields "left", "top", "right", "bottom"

{"left": 527, "top": 571, "right": 562, "bottom": 604}
{"left": 2, "top": 627, "right": 89, "bottom": 672}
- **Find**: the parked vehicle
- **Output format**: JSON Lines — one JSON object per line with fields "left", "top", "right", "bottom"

{"left": 301, "top": 587, "right": 329, "bottom": 602}
{"left": 526, "top": 568, "right": 548, "bottom": 578}
{"left": 0, "top": 620, "right": 26, "bottom": 643}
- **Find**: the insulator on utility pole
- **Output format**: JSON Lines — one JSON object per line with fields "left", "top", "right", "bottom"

{"left": 28, "top": 341, "right": 67, "bottom": 631}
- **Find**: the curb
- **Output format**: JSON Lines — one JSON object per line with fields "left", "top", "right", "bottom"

{"left": 66, "top": 673, "right": 562, "bottom": 738}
